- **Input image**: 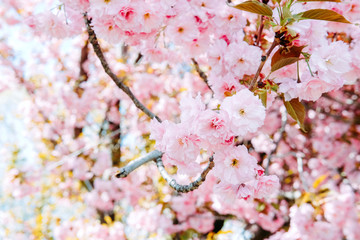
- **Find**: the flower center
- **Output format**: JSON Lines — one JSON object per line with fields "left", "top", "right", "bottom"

{"left": 231, "top": 158, "right": 239, "bottom": 168}
{"left": 178, "top": 27, "right": 184, "bottom": 33}
{"left": 231, "top": 159, "right": 239, "bottom": 167}
{"left": 119, "top": 7, "right": 134, "bottom": 21}
{"left": 325, "top": 57, "right": 333, "bottom": 66}
{"left": 224, "top": 85, "right": 236, "bottom": 97}
{"left": 239, "top": 109, "right": 245, "bottom": 116}
{"left": 144, "top": 13, "right": 150, "bottom": 20}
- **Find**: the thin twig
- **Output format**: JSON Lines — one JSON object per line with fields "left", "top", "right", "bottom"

{"left": 191, "top": 58, "right": 214, "bottom": 94}
{"left": 155, "top": 156, "right": 215, "bottom": 193}
{"left": 79, "top": 40, "right": 89, "bottom": 81}
{"left": 265, "top": 108, "right": 287, "bottom": 174}
{"left": 255, "top": 16, "right": 264, "bottom": 47}
{"left": 249, "top": 39, "right": 279, "bottom": 91}
{"left": 297, "top": 154, "right": 308, "bottom": 191}
{"left": 98, "top": 103, "right": 111, "bottom": 137}
{"left": 134, "top": 53, "right": 143, "bottom": 65}
{"left": 108, "top": 99, "right": 122, "bottom": 166}
{"left": 84, "top": 13, "right": 161, "bottom": 122}
{"left": 115, "top": 150, "right": 163, "bottom": 178}
{"left": 46, "top": 128, "right": 122, "bottom": 171}
{"left": 322, "top": 93, "right": 347, "bottom": 105}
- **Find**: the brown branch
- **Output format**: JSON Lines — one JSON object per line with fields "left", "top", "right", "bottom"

{"left": 134, "top": 53, "right": 143, "bottom": 64}
{"left": 155, "top": 156, "right": 214, "bottom": 193}
{"left": 109, "top": 100, "right": 122, "bottom": 166}
{"left": 73, "top": 40, "right": 90, "bottom": 135}
{"left": 79, "top": 40, "right": 89, "bottom": 81}
{"left": 255, "top": 16, "right": 264, "bottom": 47}
{"left": 249, "top": 39, "right": 279, "bottom": 91}
{"left": 84, "top": 14, "right": 161, "bottom": 123}
{"left": 191, "top": 58, "right": 214, "bottom": 94}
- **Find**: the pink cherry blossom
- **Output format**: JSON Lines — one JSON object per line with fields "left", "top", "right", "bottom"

{"left": 195, "top": 109, "right": 232, "bottom": 150}
{"left": 224, "top": 41, "right": 262, "bottom": 79}
{"left": 91, "top": 150, "right": 112, "bottom": 176}
{"left": 25, "top": 12, "right": 79, "bottom": 38}
{"left": 209, "top": 73, "right": 245, "bottom": 100}
{"left": 179, "top": 93, "right": 205, "bottom": 124}
{"left": 298, "top": 74, "right": 332, "bottom": 101}
{"left": 275, "top": 77, "right": 299, "bottom": 101}
{"left": 221, "top": 89, "right": 266, "bottom": 136}
{"left": 207, "top": 39, "right": 227, "bottom": 75}
{"left": 166, "top": 15, "right": 199, "bottom": 45}
{"left": 213, "top": 145, "right": 258, "bottom": 184}
{"left": 254, "top": 175, "right": 280, "bottom": 199}
{"left": 236, "top": 183, "right": 254, "bottom": 200}
{"left": 310, "top": 41, "right": 351, "bottom": 87}
{"left": 187, "top": 212, "right": 215, "bottom": 233}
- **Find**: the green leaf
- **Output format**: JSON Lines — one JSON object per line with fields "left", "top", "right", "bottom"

{"left": 233, "top": 0, "right": 273, "bottom": 17}
{"left": 298, "top": 9, "right": 351, "bottom": 23}
{"left": 297, "top": 0, "right": 341, "bottom": 2}
{"left": 282, "top": 6, "right": 292, "bottom": 20}
{"left": 284, "top": 98, "right": 307, "bottom": 132}
{"left": 258, "top": 90, "right": 267, "bottom": 107}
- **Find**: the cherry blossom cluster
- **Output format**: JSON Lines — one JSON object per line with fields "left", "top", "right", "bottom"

{"left": 150, "top": 88, "right": 279, "bottom": 200}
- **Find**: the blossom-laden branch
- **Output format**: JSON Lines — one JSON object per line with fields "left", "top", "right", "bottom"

{"left": 115, "top": 151, "right": 215, "bottom": 194}
{"left": 249, "top": 39, "right": 279, "bottom": 91}
{"left": 115, "top": 150, "right": 163, "bottom": 178}
{"left": 84, "top": 13, "right": 162, "bottom": 123}
{"left": 155, "top": 156, "right": 215, "bottom": 193}
{"left": 191, "top": 58, "right": 214, "bottom": 94}
{"left": 84, "top": 14, "right": 216, "bottom": 192}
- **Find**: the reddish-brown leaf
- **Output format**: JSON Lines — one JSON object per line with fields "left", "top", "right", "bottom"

{"left": 284, "top": 98, "right": 307, "bottom": 132}
{"left": 271, "top": 45, "right": 306, "bottom": 72}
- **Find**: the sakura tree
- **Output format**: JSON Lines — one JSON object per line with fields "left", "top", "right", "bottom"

{"left": 0, "top": 0, "right": 359, "bottom": 239}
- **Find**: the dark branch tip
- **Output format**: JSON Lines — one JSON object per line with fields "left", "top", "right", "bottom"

{"left": 115, "top": 169, "right": 127, "bottom": 178}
